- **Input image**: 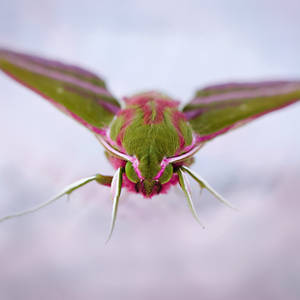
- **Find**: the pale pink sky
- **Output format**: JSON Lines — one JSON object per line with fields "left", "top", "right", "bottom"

{"left": 0, "top": 1, "right": 300, "bottom": 299}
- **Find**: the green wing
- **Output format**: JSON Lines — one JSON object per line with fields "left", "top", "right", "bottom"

{"left": 0, "top": 49, "right": 121, "bottom": 136}
{"left": 183, "top": 81, "right": 300, "bottom": 142}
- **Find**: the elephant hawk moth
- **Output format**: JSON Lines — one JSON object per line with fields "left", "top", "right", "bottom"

{"left": 0, "top": 49, "right": 299, "bottom": 240}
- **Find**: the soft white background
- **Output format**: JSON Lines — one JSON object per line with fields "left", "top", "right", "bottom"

{"left": 0, "top": 1, "right": 300, "bottom": 299}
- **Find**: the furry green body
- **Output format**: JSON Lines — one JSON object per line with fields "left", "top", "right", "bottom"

{"left": 109, "top": 92, "right": 194, "bottom": 180}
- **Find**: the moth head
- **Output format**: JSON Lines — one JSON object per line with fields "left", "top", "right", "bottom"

{"left": 125, "top": 161, "right": 173, "bottom": 197}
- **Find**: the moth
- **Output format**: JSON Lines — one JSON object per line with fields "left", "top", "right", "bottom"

{"left": 0, "top": 49, "right": 299, "bottom": 239}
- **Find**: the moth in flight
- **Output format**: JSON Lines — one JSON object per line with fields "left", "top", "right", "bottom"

{"left": 0, "top": 49, "right": 299, "bottom": 239}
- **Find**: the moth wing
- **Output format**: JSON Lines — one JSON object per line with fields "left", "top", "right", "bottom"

{"left": 0, "top": 49, "right": 121, "bottom": 135}
{"left": 182, "top": 81, "right": 300, "bottom": 143}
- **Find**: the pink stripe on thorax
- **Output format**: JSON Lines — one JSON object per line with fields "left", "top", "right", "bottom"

{"left": 96, "top": 136, "right": 132, "bottom": 161}
{"left": 179, "top": 135, "right": 197, "bottom": 153}
{"left": 154, "top": 158, "right": 169, "bottom": 180}
{"left": 105, "top": 127, "right": 127, "bottom": 153}
{"left": 168, "top": 143, "right": 203, "bottom": 163}
{"left": 132, "top": 158, "right": 144, "bottom": 180}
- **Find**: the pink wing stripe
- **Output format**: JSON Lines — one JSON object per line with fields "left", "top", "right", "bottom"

{"left": 201, "top": 80, "right": 293, "bottom": 92}
{"left": 192, "top": 82, "right": 300, "bottom": 104}
{"left": 1, "top": 49, "right": 101, "bottom": 79}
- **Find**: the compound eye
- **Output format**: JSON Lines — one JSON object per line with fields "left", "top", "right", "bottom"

{"left": 125, "top": 161, "right": 139, "bottom": 183}
{"left": 158, "top": 164, "right": 173, "bottom": 184}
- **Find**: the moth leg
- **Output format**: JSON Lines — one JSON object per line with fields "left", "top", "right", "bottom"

{"left": 0, "top": 174, "right": 107, "bottom": 223}
{"left": 106, "top": 167, "right": 124, "bottom": 243}
{"left": 95, "top": 174, "right": 113, "bottom": 186}
{"left": 177, "top": 168, "right": 205, "bottom": 228}
{"left": 181, "top": 166, "right": 238, "bottom": 210}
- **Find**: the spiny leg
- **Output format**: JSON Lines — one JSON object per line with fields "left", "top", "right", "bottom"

{"left": 106, "top": 167, "right": 124, "bottom": 243}
{"left": 0, "top": 174, "right": 112, "bottom": 223}
{"left": 177, "top": 168, "right": 205, "bottom": 228}
{"left": 181, "top": 166, "right": 237, "bottom": 210}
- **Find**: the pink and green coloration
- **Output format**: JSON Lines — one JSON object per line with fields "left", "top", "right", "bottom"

{"left": 0, "top": 49, "right": 299, "bottom": 239}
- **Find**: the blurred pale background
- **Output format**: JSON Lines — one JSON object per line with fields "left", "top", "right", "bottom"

{"left": 0, "top": 1, "right": 300, "bottom": 299}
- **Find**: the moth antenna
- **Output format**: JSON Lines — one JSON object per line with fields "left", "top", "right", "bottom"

{"left": 177, "top": 168, "right": 205, "bottom": 228}
{"left": 106, "top": 167, "right": 123, "bottom": 243}
{"left": 0, "top": 175, "right": 98, "bottom": 223}
{"left": 181, "top": 166, "right": 238, "bottom": 211}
